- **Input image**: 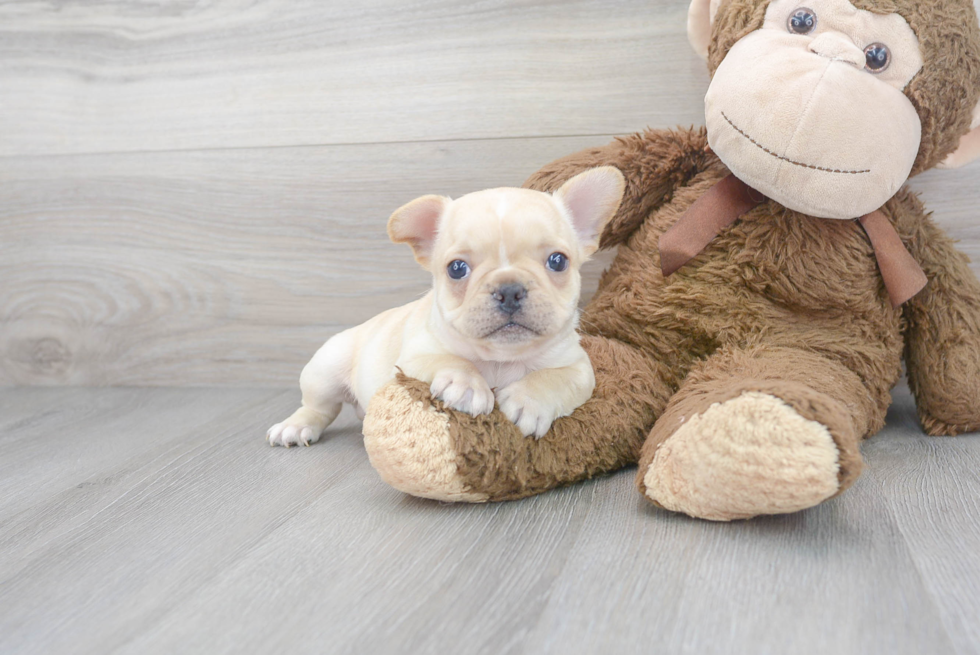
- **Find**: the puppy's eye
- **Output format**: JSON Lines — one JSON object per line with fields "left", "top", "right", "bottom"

{"left": 864, "top": 43, "right": 890, "bottom": 72}
{"left": 447, "top": 259, "right": 469, "bottom": 280}
{"left": 788, "top": 8, "right": 817, "bottom": 35}
{"left": 546, "top": 252, "right": 569, "bottom": 272}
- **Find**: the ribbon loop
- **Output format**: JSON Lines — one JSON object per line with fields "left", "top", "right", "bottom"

{"left": 658, "top": 174, "right": 764, "bottom": 277}
{"left": 657, "top": 174, "right": 928, "bottom": 308}
{"left": 859, "top": 211, "right": 928, "bottom": 308}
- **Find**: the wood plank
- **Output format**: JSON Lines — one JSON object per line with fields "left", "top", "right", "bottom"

{"left": 0, "top": 0, "right": 708, "bottom": 157}
{"left": 0, "top": 389, "right": 368, "bottom": 654}
{"left": 0, "top": 386, "right": 94, "bottom": 431}
{"left": 0, "top": 135, "right": 615, "bottom": 387}
{"left": 521, "top": 446, "right": 958, "bottom": 653}
{"left": 862, "top": 386, "right": 980, "bottom": 655}
{"left": 2, "top": 138, "right": 977, "bottom": 388}
{"left": 914, "top": 166, "right": 980, "bottom": 261}
{"left": 1, "top": 386, "right": 978, "bottom": 654}
{"left": 0, "top": 387, "right": 282, "bottom": 525}
{"left": 115, "top": 477, "right": 604, "bottom": 655}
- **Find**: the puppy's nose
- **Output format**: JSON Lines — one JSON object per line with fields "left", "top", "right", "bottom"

{"left": 492, "top": 283, "right": 526, "bottom": 315}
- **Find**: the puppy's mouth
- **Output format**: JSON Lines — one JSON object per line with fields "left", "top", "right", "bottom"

{"left": 482, "top": 321, "right": 540, "bottom": 340}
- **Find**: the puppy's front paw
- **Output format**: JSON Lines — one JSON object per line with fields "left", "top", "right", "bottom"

{"left": 496, "top": 380, "right": 561, "bottom": 439}
{"left": 266, "top": 407, "right": 331, "bottom": 448}
{"left": 267, "top": 423, "right": 317, "bottom": 448}
{"left": 430, "top": 369, "right": 495, "bottom": 416}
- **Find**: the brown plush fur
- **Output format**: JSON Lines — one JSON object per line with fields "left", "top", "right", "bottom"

{"left": 395, "top": 334, "right": 671, "bottom": 500}
{"left": 901, "top": 194, "right": 980, "bottom": 435}
{"left": 363, "top": 0, "right": 980, "bottom": 516}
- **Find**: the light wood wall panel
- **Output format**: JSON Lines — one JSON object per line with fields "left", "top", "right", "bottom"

{"left": 1, "top": 142, "right": 976, "bottom": 387}
{"left": 0, "top": 136, "right": 617, "bottom": 386}
{"left": 0, "top": 0, "right": 709, "bottom": 157}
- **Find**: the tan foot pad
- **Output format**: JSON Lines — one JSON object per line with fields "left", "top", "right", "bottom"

{"left": 362, "top": 381, "right": 488, "bottom": 503}
{"left": 644, "top": 392, "right": 841, "bottom": 521}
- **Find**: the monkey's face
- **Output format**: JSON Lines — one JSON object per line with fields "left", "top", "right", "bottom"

{"left": 705, "top": 0, "right": 924, "bottom": 219}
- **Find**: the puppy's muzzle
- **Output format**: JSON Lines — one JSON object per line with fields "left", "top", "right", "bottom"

{"left": 492, "top": 283, "right": 527, "bottom": 315}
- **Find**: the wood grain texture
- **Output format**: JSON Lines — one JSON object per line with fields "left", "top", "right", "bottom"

{"left": 1, "top": 142, "right": 976, "bottom": 388}
{"left": 0, "top": 0, "right": 708, "bottom": 157}
{"left": 0, "top": 136, "right": 616, "bottom": 386}
{"left": 0, "top": 387, "right": 298, "bottom": 598}
{"left": 863, "top": 386, "right": 980, "bottom": 655}
{"left": 1, "top": 386, "right": 978, "bottom": 655}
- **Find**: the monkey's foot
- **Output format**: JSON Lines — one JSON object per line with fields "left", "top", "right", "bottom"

{"left": 641, "top": 392, "right": 844, "bottom": 521}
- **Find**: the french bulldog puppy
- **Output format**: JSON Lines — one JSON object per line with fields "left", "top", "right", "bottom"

{"left": 266, "top": 166, "right": 625, "bottom": 446}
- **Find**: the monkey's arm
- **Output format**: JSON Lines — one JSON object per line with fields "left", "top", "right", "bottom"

{"left": 900, "top": 194, "right": 980, "bottom": 435}
{"left": 524, "top": 127, "right": 711, "bottom": 249}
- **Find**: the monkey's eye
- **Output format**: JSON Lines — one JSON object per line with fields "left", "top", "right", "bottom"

{"left": 788, "top": 8, "right": 817, "bottom": 35}
{"left": 546, "top": 252, "right": 569, "bottom": 272}
{"left": 864, "top": 43, "right": 890, "bottom": 73}
{"left": 447, "top": 259, "right": 470, "bottom": 280}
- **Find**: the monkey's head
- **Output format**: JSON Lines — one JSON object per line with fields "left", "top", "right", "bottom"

{"left": 688, "top": 0, "right": 980, "bottom": 218}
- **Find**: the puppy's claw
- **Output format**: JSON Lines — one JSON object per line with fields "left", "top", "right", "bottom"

{"left": 429, "top": 377, "right": 451, "bottom": 399}
{"left": 431, "top": 368, "right": 494, "bottom": 416}
{"left": 266, "top": 424, "right": 281, "bottom": 446}
{"left": 266, "top": 419, "right": 323, "bottom": 448}
{"left": 468, "top": 385, "right": 495, "bottom": 416}
{"left": 496, "top": 382, "right": 559, "bottom": 439}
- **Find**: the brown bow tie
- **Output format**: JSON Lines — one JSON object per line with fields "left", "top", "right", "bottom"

{"left": 658, "top": 174, "right": 928, "bottom": 308}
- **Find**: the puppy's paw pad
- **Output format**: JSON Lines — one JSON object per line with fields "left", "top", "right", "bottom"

{"left": 430, "top": 369, "right": 495, "bottom": 416}
{"left": 496, "top": 383, "right": 560, "bottom": 438}
{"left": 267, "top": 422, "right": 319, "bottom": 448}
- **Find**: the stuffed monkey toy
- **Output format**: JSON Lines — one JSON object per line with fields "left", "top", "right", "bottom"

{"left": 361, "top": 0, "right": 980, "bottom": 520}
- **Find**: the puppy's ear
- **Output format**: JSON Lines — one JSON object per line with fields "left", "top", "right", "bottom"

{"left": 553, "top": 166, "right": 626, "bottom": 257}
{"left": 388, "top": 195, "right": 451, "bottom": 266}
{"left": 939, "top": 100, "right": 980, "bottom": 169}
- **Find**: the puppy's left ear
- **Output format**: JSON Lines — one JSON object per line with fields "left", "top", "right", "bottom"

{"left": 939, "top": 101, "right": 980, "bottom": 169}
{"left": 554, "top": 166, "right": 626, "bottom": 257}
{"left": 388, "top": 195, "right": 451, "bottom": 267}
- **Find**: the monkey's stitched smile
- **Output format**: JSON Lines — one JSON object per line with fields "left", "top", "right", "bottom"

{"left": 721, "top": 111, "right": 871, "bottom": 175}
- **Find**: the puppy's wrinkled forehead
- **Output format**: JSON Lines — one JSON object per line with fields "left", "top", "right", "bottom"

{"left": 438, "top": 188, "right": 571, "bottom": 258}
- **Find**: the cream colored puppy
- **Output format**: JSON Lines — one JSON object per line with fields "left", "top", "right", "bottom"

{"left": 266, "top": 166, "right": 625, "bottom": 446}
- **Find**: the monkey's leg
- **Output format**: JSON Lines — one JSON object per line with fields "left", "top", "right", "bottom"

{"left": 637, "top": 345, "right": 882, "bottom": 521}
{"left": 362, "top": 335, "right": 673, "bottom": 502}
{"left": 900, "top": 203, "right": 980, "bottom": 435}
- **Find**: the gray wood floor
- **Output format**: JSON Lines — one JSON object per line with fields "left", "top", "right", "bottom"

{"left": 1, "top": 384, "right": 978, "bottom": 655}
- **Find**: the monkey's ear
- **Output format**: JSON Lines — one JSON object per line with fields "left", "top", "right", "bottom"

{"left": 388, "top": 195, "right": 451, "bottom": 267}
{"left": 939, "top": 102, "right": 980, "bottom": 169}
{"left": 688, "top": 0, "right": 724, "bottom": 60}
